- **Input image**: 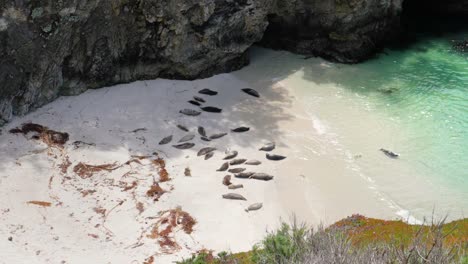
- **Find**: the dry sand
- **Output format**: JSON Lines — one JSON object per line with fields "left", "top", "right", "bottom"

{"left": 0, "top": 69, "right": 394, "bottom": 263}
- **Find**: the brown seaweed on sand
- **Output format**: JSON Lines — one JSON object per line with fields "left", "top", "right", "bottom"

{"left": 27, "top": 201, "right": 52, "bottom": 207}
{"left": 73, "top": 162, "right": 118, "bottom": 179}
{"left": 146, "top": 184, "right": 166, "bottom": 201}
{"left": 152, "top": 158, "right": 170, "bottom": 182}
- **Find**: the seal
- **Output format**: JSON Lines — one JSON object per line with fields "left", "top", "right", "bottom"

{"left": 199, "top": 88, "right": 218, "bottom": 96}
{"left": 201, "top": 106, "right": 222, "bottom": 113}
{"left": 173, "top": 143, "right": 195, "bottom": 149}
{"left": 245, "top": 203, "right": 263, "bottom": 212}
{"left": 159, "top": 135, "right": 173, "bottom": 145}
{"left": 230, "top": 159, "right": 247, "bottom": 165}
{"left": 188, "top": 100, "right": 201, "bottom": 106}
{"left": 223, "top": 150, "right": 238, "bottom": 160}
{"left": 177, "top": 125, "right": 189, "bottom": 132}
{"left": 197, "top": 147, "right": 216, "bottom": 156}
{"left": 223, "top": 175, "right": 232, "bottom": 186}
{"left": 251, "top": 173, "right": 274, "bottom": 181}
{"left": 228, "top": 168, "right": 246, "bottom": 173}
{"left": 245, "top": 160, "right": 261, "bottom": 165}
{"left": 222, "top": 193, "right": 247, "bottom": 201}
{"left": 232, "top": 127, "right": 250, "bottom": 133}
{"left": 180, "top": 109, "right": 201, "bottom": 116}
{"left": 266, "top": 154, "right": 286, "bottom": 161}
{"left": 380, "top": 148, "right": 399, "bottom": 159}
{"left": 242, "top": 88, "right": 260, "bottom": 98}
{"left": 179, "top": 134, "right": 195, "bottom": 142}
{"left": 200, "top": 137, "right": 211, "bottom": 142}
{"left": 228, "top": 184, "right": 244, "bottom": 190}
{"left": 234, "top": 172, "right": 254, "bottom": 179}
{"left": 217, "top": 162, "right": 229, "bottom": 172}
{"left": 198, "top": 126, "right": 207, "bottom": 137}
{"left": 209, "top": 133, "right": 227, "bottom": 140}
{"left": 194, "top": 96, "right": 206, "bottom": 103}
{"left": 259, "top": 142, "right": 275, "bottom": 152}
{"left": 205, "top": 152, "right": 214, "bottom": 160}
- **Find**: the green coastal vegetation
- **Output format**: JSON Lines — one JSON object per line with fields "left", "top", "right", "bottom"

{"left": 178, "top": 215, "right": 468, "bottom": 264}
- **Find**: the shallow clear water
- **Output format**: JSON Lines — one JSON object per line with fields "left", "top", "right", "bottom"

{"left": 244, "top": 25, "right": 467, "bottom": 221}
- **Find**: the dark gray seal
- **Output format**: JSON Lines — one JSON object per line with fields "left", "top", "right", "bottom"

{"left": 173, "top": 143, "right": 195, "bottom": 149}
{"left": 198, "top": 126, "right": 207, "bottom": 137}
{"left": 159, "top": 135, "right": 173, "bottom": 145}
{"left": 188, "top": 100, "right": 201, "bottom": 106}
{"left": 245, "top": 160, "right": 261, "bottom": 165}
{"left": 230, "top": 159, "right": 247, "bottom": 165}
{"left": 259, "top": 142, "right": 275, "bottom": 152}
{"left": 205, "top": 152, "right": 214, "bottom": 160}
{"left": 179, "top": 134, "right": 195, "bottom": 142}
{"left": 180, "top": 109, "right": 201, "bottom": 116}
{"left": 223, "top": 150, "right": 238, "bottom": 160}
{"left": 201, "top": 106, "right": 222, "bottom": 113}
{"left": 245, "top": 203, "right": 263, "bottom": 212}
{"left": 177, "top": 125, "right": 189, "bottom": 132}
{"left": 201, "top": 137, "right": 211, "bottom": 142}
{"left": 194, "top": 96, "right": 206, "bottom": 103}
{"left": 222, "top": 193, "right": 246, "bottom": 201}
{"left": 197, "top": 147, "right": 216, "bottom": 156}
{"left": 228, "top": 168, "right": 246, "bottom": 174}
{"left": 217, "top": 162, "right": 229, "bottom": 172}
{"left": 234, "top": 172, "right": 254, "bottom": 179}
{"left": 199, "top": 89, "right": 218, "bottom": 96}
{"left": 266, "top": 154, "right": 286, "bottom": 161}
{"left": 209, "top": 133, "right": 227, "bottom": 140}
{"left": 251, "top": 173, "right": 274, "bottom": 181}
{"left": 232, "top": 127, "right": 250, "bottom": 133}
{"left": 241, "top": 88, "right": 260, "bottom": 98}
{"left": 380, "top": 148, "right": 399, "bottom": 159}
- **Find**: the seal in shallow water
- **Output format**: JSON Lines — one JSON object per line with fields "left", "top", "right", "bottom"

{"left": 179, "top": 134, "right": 195, "bottom": 142}
{"left": 209, "top": 133, "right": 227, "bottom": 140}
{"left": 201, "top": 137, "right": 211, "bottom": 142}
{"left": 245, "top": 203, "right": 263, "bottom": 212}
{"left": 198, "top": 147, "right": 216, "bottom": 156}
{"left": 217, "top": 162, "right": 229, "bottom": 172}
{"left": 177, "top": 125, "right": 189, "bottom": 132}
{"left": 180, "top": 109, "right": 201, "bottom": 116}
{"left": 223, "top": 150, "right": 238, "bottom": 160}
{"left": 199, "top": 89, "right": 218, "bottom": 96}
{"left": 380, "top": 148, "right": 399, "bottom": 159}
{"left": 194, "top": 96, "right": 206, "bottom": 103}
{"left": 201, "top": 106, "right": 222, "bottom": 113}
{"left": 159, "top": 135, "right": 173, "bottom": 145}
{"left": 259, "top": 142, "right": 275, "bottom": 152}
{"left": 232, "top": 127, "right": 250, "bottom": 133}
{"left": 173, "top": 143, "right": 195, "bottom": 149}
{"left": 266, "top": 154, "right": 286, "bottom": 161}
{"left": 188, "top": 100, "right": 201, "bottom": 106}
{"left": 198, "top": 126, "right": 207, "bottom": 137}
{"left": 222, "top": 193, "right": 247, "bottom": 201}
{"left": 242, "top": 88, "right": 260, "bottom": 98}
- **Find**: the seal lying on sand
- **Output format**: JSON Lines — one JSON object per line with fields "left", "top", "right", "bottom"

{"left": 230, "top": 159, "right": 247, "bottom": 165}
{"left": 205, "top": 152, "right": 214, "bottom": 160}
{"left": 223, "top": 175, "right": 232, "bottom": 186}
{"left": 222, "top": 193, "right": 247, "bottom": 201}
{"left": 179, "top": 134, "right": 195, "bottom": 142}
{"left": 223, "top": 150, "right": 238, "bottom": 160}
{"left": 228, "top": 168, "right": 246, "bottom": 173}
{"left": 380, "top": 148, "right": 399, "bottom": 159}
{"left": 173, "top": 143, "right": 195, "bottom": 149}
{"left": 177, "top": 125, "right": 189, "bottom": 132}
{"left": 251, "top": 173, "right": 274, "bottom": 181}
{"left": 259, "top": 142, "right": 275, "bottom": 152}
{"left": 180, "top": 109, "right": 201, "bottom": 116}
{"left": 245, "top": 203, "right": 263, "bottom": 212}
{"left": 188, "top": 100, "right": 201, "bottom": 106}
{"left": 228, "top": 184, "right": 243, "bottom": 190}
{"left": 159, "top": 135, "right": 173, "bottom": 145}
{"left": 217, "top": 162, "right": 229, "bottom": 172}
{"left": 245, "top": 160, "right": 261, "bottom": 165}
{"left": 197, "top": 147, "right": 216, "bottom": 156}
{"left": 198, "top": 126, "right": 207, "bottom": 137}
{"left": 199, "top": 89, "right": 218, "bottom": 96}
{"left": 242, "top": 88, "right": 260, "bottom": 98}
{"left": 201, "top": 137, "right": 211, "bottom": 142}
{"left": 266, "top": 154, "right": 286, "bottom": 161}
{"left": 235, "top": 172, "right": 254, "bottom": 179}
{"left": 201, "top": 106, "right": 222, "bottom": 113}
{"left": 194, "top": 96, "right": 206, "bottom": 103}
{"left": 232, "top": 127, "right": 250, "bottom": 133}
{"left": 209, "top": 133, "right": 227, "bottom": 140}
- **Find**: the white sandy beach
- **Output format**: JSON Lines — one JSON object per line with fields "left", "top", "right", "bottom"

{"left": 0, "top": 58, "right": 396, "bottom": 263}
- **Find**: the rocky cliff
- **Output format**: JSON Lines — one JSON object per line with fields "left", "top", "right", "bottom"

{"left": 1, "top": 0, "right": 465, "bottom": 125}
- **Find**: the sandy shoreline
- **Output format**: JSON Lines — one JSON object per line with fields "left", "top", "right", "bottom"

{"left": 0, "top": 66, "right": 394, "bottom": 262}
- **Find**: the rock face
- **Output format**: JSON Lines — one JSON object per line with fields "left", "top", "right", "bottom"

{"left": 0, "top": 0, "right": 269, "bottom": 125}
{"left": 261, "top": 0, "right": 403, "bottom": 63}
{"left": 1, "top": 0, "right": 465, "bottom": 124}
